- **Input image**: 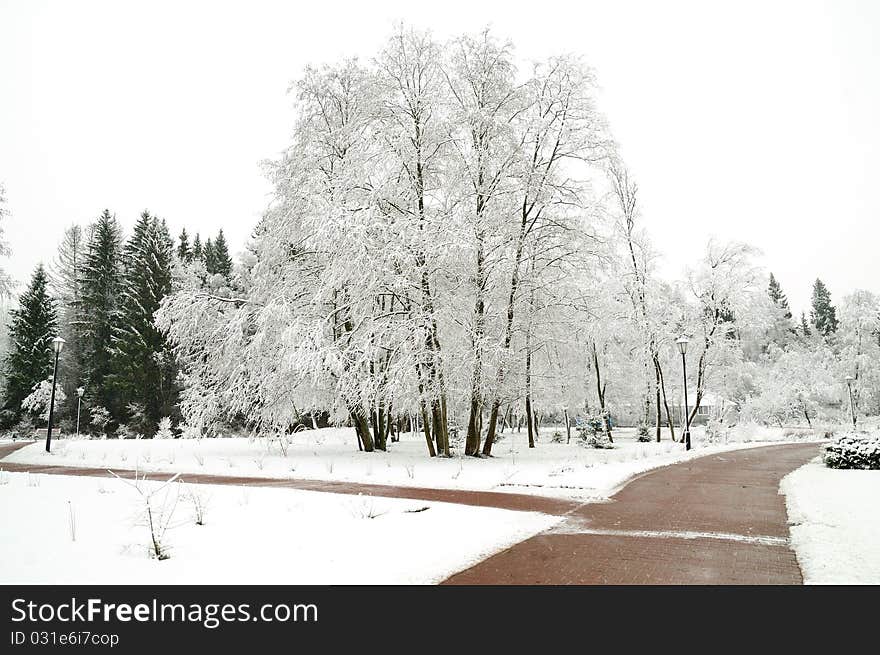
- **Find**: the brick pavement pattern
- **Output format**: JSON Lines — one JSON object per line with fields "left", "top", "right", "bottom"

{"left": 443, "top": 443, "right": 820, "bottom": 584}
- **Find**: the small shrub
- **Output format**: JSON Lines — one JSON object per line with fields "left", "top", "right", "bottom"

{"left": 155, "top": 417, "right": 174, "bottom": 440}
{"left": 705, "top": 417, "right": 728, "bottom": 444}
{"left": 116, "top": 424, "right": 140, "bottom": 440}
{"left": 577, "top": 415, "right": 614, "bottom": 449}
{"left": 182, "top": 482, "right": 209, "bottom": 526}
{"left": 551, "top": 430, "right": 565, "bottom": 444}
{"left": 635, "top": 424, "right": 652, "bottom": 443}
{"left": 823, "top": 432, "right": 880, "bottom": 470}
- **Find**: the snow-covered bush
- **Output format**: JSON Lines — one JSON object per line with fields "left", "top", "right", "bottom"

{"left": 635, "top": 423, "right": 652, "bottom": 442}
{"left": 155, "top": 417, "right": 174, "bottom": 439}
{"left": 112, "top": 471, "right": 181, "bottom": 560}
{"left": 116, "top": 424, "right": 140, "bottom": 440}
{"left": 705, "top": 417, "right": 729, "bottom": 444}
{"left": 577, "top": 415, "right": 614, "bottom": 449}
{"left": 89, "top": 406, "right": 111, "bottom": 436}
{"left": 180, "top": 424, "right": 202, "bottom": 440}
{"left": 21, "top": 379, "right": 67, "bottom": 423}
{"left": 551, "top": 430, "right": 565, "bottom": 443}
{"left": 823, "top": 432, "right": 880, "bottom": 470}
{"left": 182, "top": 482, "right": 209, "bottom": 526}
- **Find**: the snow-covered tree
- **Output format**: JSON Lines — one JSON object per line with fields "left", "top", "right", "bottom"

{"left": 50, "top": 224, "right": 87, "bottom": 422}
{"left": 4, "top": 265, "right": 58, "bottom": 418}
{"left": 810, "top": 278, "right": 839, "bottom": 337}
{"left": 839, "top": 290, "right": 880, "bottom": 417}
{"left": 111, "top": 211, "right": 177, "bottom": 434}
{"left": 80, "top": 210, "right": 123, "bottom": 418}
{"left": 683, "top": 240, "right": 763, "bottom": 425}
{"left": 21, "top": 378, "right": 67, "bottom": 424}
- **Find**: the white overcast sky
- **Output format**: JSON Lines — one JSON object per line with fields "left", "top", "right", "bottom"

{"left": 1, "top": 0, "right": 877, "bottom": 314}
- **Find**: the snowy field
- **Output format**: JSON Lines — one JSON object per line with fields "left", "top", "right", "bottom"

{"left": 2, "top": 424, "right": 821, "bottom": 500}
{"left": 0, "top": 470, "right": 558, "bottom": 584}
{"left": 781, "top": 458, "right": 880, "bottom": 584}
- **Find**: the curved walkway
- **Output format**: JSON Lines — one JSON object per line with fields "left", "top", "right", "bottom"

{"left": 444, "top": 443, "right": 820, "bottom": 584}
{"left": 1, "top": 440, "right": 819, "bottom": 584}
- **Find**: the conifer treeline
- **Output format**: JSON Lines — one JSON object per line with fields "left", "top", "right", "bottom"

{"left": 1, "top": 209, "right": 233, "bottom": 436}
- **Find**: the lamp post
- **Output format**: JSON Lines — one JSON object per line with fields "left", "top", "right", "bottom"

{"left": 676, "top": 335, "right": 691, "bottom": 451}
{"left": 45, "top": 336, "right": 65, "bottom": 453}
{"left": 845, "top": 375, "right": 857, "bottom": 429}
{"left": 76, "top": 386, "right": 85, "bottom": 438}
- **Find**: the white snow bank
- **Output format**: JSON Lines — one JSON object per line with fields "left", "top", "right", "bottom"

{"left": 3, "top": 426, "right": 821, "bottom": 500}
{"left": 781, "top": 458, "right": 880, "bottom": 584}
{"left": 0, "top": 471, "right": 558, "bottom": 585}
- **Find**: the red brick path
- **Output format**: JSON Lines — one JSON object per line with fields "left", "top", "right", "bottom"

{"left": 443, "top": 443, "right": 820, "bottom": 584}
{"left": 1, "top": 440, "right": 819, "bottom": 584}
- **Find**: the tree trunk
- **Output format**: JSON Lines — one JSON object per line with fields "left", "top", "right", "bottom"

{"left": 592, "top": 341, "right": 613, "bottom": 443}
{"left": 655, "top": 368, "right": 662, "bottom": 441}
{"left": 655, "top": 356, "right": 676, "bottom": 442}
{"left": 564, "top": 408, "right": 571, "bottom": 444}
{"left": 420, "top": 402, "right": 436, "bottom": 457}
{"left": 482, "top": 401, "right": 502, "bottom": 456}
{"left": 525, "top": 343, "right": 535, "bottom": 448}
{"left": 352, "top": 410, "right": 374, "bottom": 452}
{"left": 465, "top": 238, "right": 486, "bottom": 457}
{"left": 525, "top": 397, "right": 535, "bottom": 449}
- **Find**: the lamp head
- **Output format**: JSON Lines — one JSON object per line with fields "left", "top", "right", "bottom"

{"left": 675, "top": 335, "right": 690, "bottom": 355}
{"left": 77, "top": 386, "right": 85, "bottom": 398}
{"left": 845, "top": 375, "right": 855, "bottom": 386}
{"left": 51, "top": 336, "right": 66, "bottom": 355}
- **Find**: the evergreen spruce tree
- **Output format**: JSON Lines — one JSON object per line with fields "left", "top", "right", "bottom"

{"left": 203, "top": 237, "right": 216, "bottom": 275}
{"left": 191, "top": 233, "right": 203, "bottom": 261}
{"left": 800, "top": 312, "right": 811, "bottom": 337}
{"left": 4, "top": 264, "right": 58, "bottom": 417}
{"left": 80, "top": 209, "right": 124, "bottom": 419}
{"left": 111, "top": 212, "right": 178, "bottom": 434}
{"left": 768, "top": 273, "right": 792, "bottom": 319}
{"left": 810, "top": 278, "right": 839, "bottom": 337}
{"left": 177, "top": 228, "right": 191, "bottom": 262}
{"left": 212, "top": 229, "right": 233, "bottom": 280}
{"left": 50, "top": 225, "right": 86, "bottom": 421}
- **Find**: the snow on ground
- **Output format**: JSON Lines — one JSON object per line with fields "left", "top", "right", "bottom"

{"left": 781, "top": 458, "right": 880, "bottom": 584}
{"left": 0, "top": 471, "right": 558, "bottom": 584}
{"left": 3, "top": 425, "right": 821, "bottom": 500}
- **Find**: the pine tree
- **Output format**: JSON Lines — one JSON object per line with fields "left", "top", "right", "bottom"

{"left": 50, "top": 225, "right": 86, "bottom": 421}
{"left": 191, "top": 233, "right": 203, "bottom": 261}
{"left": 768, "top": 273, "right": 792, "bottom": 319}
{"left": 800, "top": 312, "right": 811, "bottom": 337}
{"left": 110, "top": 212, "right": 178, "bottom": 433}
{"left": 4, "top": 264, "right": 58, "bottom": 416}
{"left": 177, "top": 228, "right": 191, "bottom": 262}
{"left": 203, "top": 237, "right": 216, "bottom": 275}
{"left": 212, "top": 229, "right": 233, "bottom": 280}
{"left": 810, "top": 278, "right": 839, "bottom": 337}
{"left": 80, "top": 209, "right": 123, "bottom": 418}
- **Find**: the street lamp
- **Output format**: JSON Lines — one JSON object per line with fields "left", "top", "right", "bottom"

{"left": 844, "top": 375, "right": 857, "bottom": 429}
{"left": 676, "top": 335, "right": 691, "bottom": 451}
{"left": 45, "top": 336, "right": 65, "bottom": 453}
{"left": 76, "top": 387, "right": 85, "bottom": 438}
